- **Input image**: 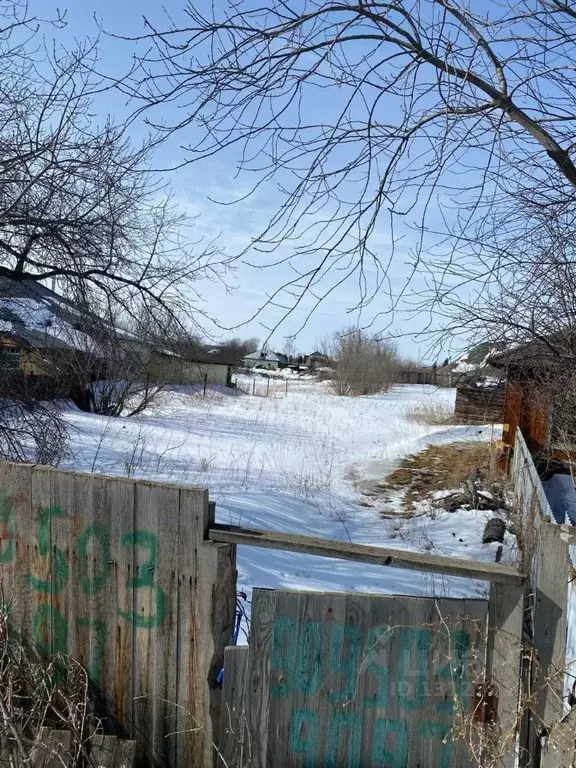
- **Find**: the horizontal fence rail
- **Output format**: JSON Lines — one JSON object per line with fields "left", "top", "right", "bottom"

{"left": 208, "top": 523, "right": 525, "bottom": 585}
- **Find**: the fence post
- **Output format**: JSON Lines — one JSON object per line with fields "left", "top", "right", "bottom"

{"left": 203, "top": 372, "right": 208, "bottom": 398}
{"left": 252, "top": 378, "right": 256, "bottom": 396}
{"left": 487, "top": 581, "right": 525, "bottom": 768}
{"left": 529, "top": 522, "right": 571, "bottom": 767}
{"left": 266, "top": 377, "right": 270, "bottom": 397}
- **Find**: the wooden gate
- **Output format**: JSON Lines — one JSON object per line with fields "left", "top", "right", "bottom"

{"left": 220, "top": 588, "right": 519, "bottom": 768}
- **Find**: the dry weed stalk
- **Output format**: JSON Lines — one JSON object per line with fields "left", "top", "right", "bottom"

{"left": 0, "top": 604, "right": 104, "bottom": 766}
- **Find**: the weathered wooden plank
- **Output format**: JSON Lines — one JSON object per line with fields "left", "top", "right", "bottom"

{"left": 487, "top": 582, "right": 524, "bottom": 768}
{"left": 266, "top": 590, "right": 305, "bottom": 768}
{"left": 317, "top": 592, "right": 348, "bottom": 766}
{"left": 132, "top": 481, "right": 157, "bottom": 764}
{"left": 104, "top": 476, "right": 136, "bottom": 740}
{"left": 89, "top": 734, "right": 137, "bottom": 768}
{"left": 28, "top": 466, "right": 53, "bottom": 657}
{"left": 532, "top": 523, "right": 571, "bottom": 768}
{"left": 90, "top": 734, "right": 117, "bottom": 767}
{"left": 176, "top": 487, "right": 204, "bottom": 768}
{"left": 148, "top": 482, "right": 180, "bottom": 767}
{"left": 50, "top": 470, "right": 82, "bottom": 665}
{"left": 194, "top": 542, "right": 236, "bottom": 765}
{"left": 342, "top": 593, "right": 371, "bottom": 766}
{"left": 219, "top": 645, "right": 249, "bottom": 768}
{"left": 246, "top": 589, "right": 277, "bottom": 768}
{"left": 0, "top": 462, "right": 36, "bottom": 641}
{"left": 111, "top": 738, "right": 136, "bottom": 768}
{"left": 209, "top": 523, "right": 525, "bottom": 584}
{"left": 30, "top": 728, "right": 72, "bottom": 768}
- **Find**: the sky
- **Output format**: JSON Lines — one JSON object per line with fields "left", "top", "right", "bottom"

{"left": 24, "top": 0, "right": 466, "bottom": 362}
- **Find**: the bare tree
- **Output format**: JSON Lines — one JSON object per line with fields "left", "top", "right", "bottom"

{"left": 114, "top": 0, "right": 576, "bottom": 336}
{"left": 323, "top": 328, "right": 399, "bottom": 396}
{"left": 0, "top": 1, "right": 225, "bottom": 326}
{"left": 214, "top": 337, "right": 259, "bottom": 365}
{"left": 0, "top": 1, "right": 231, "bottom": 462}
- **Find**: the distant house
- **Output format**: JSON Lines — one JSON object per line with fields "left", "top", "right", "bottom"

{"left": 0, "top": 276, "right": 107, "bottom": 403}
{"left": 0, "top": 277, "right": 236, "bottom": 403}
{"left": 243, "top": 350, "right": 283, "bottom": 370}
{"left": 306, "top": 351, "right": 329, "bottom": 371}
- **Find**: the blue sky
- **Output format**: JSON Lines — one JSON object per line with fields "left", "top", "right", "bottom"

{"left": 28, "top": 0, "right": 462, "bottom": 361}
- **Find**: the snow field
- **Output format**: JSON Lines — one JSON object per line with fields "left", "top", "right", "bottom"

{"left": 61, "top": 382, "right": 511, "bottom": 622}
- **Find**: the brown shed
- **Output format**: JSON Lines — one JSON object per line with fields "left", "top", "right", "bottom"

{"left": 490, "top": 340, "right": 570, "bottom": 469}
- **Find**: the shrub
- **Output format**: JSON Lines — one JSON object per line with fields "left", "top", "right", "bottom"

{"left": 323, "top": 328, "right": 400, "bottom": 396}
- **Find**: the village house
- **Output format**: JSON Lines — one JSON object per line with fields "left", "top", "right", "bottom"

{"left": 0, "top": 277, "right": 236, "bottom": 406}
{"left": 243, "top": 350, "right": 283, "bottom": 370}
{"left": 305, "top": 350, "right": 329, "bottom": 371}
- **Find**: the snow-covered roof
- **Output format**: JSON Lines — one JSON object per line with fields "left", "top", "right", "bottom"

{"left": 0, "top": 277, "right": 105, "bottom": 355}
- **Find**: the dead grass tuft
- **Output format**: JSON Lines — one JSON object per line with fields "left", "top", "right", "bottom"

{"left": 379, "top": 441, "right": 505, "bottom": 511}
{"left": 406, "top": 399, "right": 455, "bottom": 425}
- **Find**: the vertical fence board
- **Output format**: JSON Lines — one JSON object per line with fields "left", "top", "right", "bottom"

{"left": 101, "top": 476, "right": 135, "bottom": 738}
{"left": 246, "top": 589, "right": 277, "bottom": 768}
{"left": 50, "top": 471, "right": 81, "bottom": 664}
{"left": 29, "top": 466, "right": 53, "bottom": 656}
{"left": 152, "top": 484, "right": 180, "bottom": 768}
{"left": 220, "top": 646, "right": 249, "bottom": 768}
{"left": 0, "top": 463, "right": 35, "bottom": 638}
{"left": 176, "top": 487, "right": 204, "bottom": 767}
{"left": 132, "top": 481, "right": 179, "bottom": 767}
{"left": 487, "top": 582, "right": 524, "bottom": 767}
{"left": 533, "top": 523, "right": 569, "bottom": 768}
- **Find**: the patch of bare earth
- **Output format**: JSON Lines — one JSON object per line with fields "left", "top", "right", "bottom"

{"left": 373, "top": 442, "right": 506, "bottom": 515}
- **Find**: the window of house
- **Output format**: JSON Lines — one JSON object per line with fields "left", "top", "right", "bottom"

{"left": 0, "top": 347, "right": 21, "bottom": 370}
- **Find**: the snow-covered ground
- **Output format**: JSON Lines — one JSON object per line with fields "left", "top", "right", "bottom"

{"left": 61, "top": 380, "right": 508, "bottom": 622}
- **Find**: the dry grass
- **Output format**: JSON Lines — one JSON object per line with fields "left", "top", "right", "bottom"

{"left": 405, "top": 399, "right": 455, "bottom": 425}
{"left": 377, "top": 441, "right": 505, "bottom": 511}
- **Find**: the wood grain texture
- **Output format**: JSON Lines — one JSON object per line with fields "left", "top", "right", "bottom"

{"left": 0, "top": 462, "right": 237, "bottom": 768}
{"left": 248, "top": 589, "right": 488, "bottom": 768}
{"left": 532, "top": 522, "right": 570, "bottom": 768}
{"left": 90, "top": 734, "right": 117, "bottom": 767}
{"left": 30, "top": 728, "right": 72, "bottom": 768}
{"left": 220, "top": 646, "right": 249, "bottom": 768}
{"left": 246, "top": 589, "right": 277, "bottom": 768}
{"left": 487, "top": 582, "right": 524, "bottom": 768}
{"left": 209, "top": 523, "right": 525, "bottom": 584}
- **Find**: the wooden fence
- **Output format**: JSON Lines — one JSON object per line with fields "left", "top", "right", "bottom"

{"left": 395, "top": 369, "right": 456, "bottom": 387}
{"left": 454, "top": 385, "right": 505, "bottom": 424}
{"left": 3, "top": 442, "right": 568, "bottom": 767}
{"left": 0, "top": 462, "right": 236, "bottom": 768}
{"left": 218, "top": 586, "right": 523, "bottom": 768}
{"left": 511, "top": 429, "right": 576, "bottom": 767}
{"left": 210, "top": 524, "right": 525, "bottom": 768}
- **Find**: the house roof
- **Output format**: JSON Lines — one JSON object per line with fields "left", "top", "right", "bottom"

{"left": 244, "top": 350, "right": 281, "bottom": 362}
{"left": 489, "top": 332, "right": 574, "bottom": 369}
{"left": 0, "top": 326, "right": 73, "bottom": 351}
{"left": 0, "top": 277, "right": 101, "bottom": 354}
{"left": 0, "top": 276, "right": 237, "bottom": 368}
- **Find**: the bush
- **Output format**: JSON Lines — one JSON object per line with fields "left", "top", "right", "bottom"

{"left": 323, "top": 328, "right": 400, "bottom": 396}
